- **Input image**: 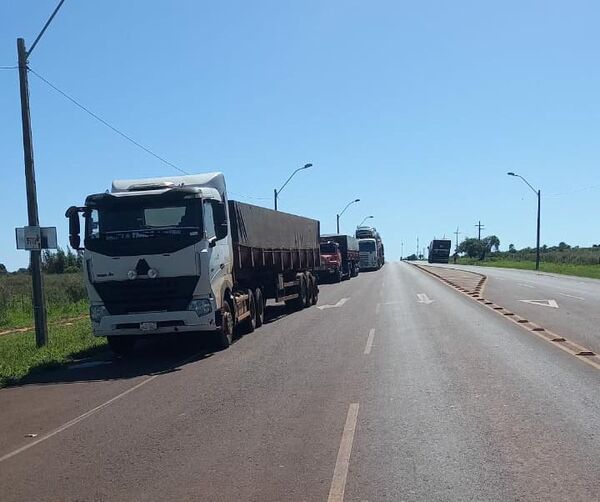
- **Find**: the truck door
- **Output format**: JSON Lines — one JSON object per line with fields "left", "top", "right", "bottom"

{"left": 204, "top": 200, "right": 229, "bottom": 300}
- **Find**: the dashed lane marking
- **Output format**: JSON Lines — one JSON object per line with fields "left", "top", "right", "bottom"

{"left": 317, "top": 298, "right": 350, "bottom": 310}
{"left": 327, "top": 403, "right": 360, "bottom": 502}
{"left": 558, "top": 292, "right": 585, "bottom": 301}
{"left": 364, "top": 329, "right": 375, "bottom": 355}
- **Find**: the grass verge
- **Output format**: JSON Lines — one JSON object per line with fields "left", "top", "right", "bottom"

{"left": 456, "top": 259, "right": 600, "bottom": 280}
{"left": 0, "top": 319, "right": 106, "bottom": 388}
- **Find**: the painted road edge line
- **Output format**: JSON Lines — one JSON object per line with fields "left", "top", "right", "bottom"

{"left": 364, "top": 329, "right": 375, "bottom": 355}
{"left": 327, "top": 403, "right": 360, "bottom": 502}
{"left": 411, "top": 263, "right": 600, "bottom": 372}
{"left": 0, "top": 351, "right": 204, "bottom": 464}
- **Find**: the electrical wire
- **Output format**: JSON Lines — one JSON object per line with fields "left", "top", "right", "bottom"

{"left": 0, "top": 65, "right": 18, "bottom": 70}
{"left": 28, "top": 67, "right": 189, "bottom": 175}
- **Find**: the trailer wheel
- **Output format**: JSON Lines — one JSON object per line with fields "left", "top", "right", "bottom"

{"left": 255, "top": 287, "right": 264, "bottom": 328}
{"left": 288, "top": 274, "right": 308, "bottom": 311}
{"left": 215, "top": 301, "right": 234, "bottom": 350}
{"left": 107, "top": 336, "right": 136, "bottom": 357}
{"left": 303, "top": 273, "right": 312, "bottom": 308}
{"left": 240, "top": 289, "right": 256, "bottom": 334}
{"left": 334, "top": 268, "right": 342, "bottom": 283}
{"left": 309, "top": 274, "right": 318, "bottom": 305}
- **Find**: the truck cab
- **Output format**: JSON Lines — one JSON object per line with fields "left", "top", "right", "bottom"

{"left": 358, "top": 238, "right": 379, "bottom": 270}
{"left": 318, "top": 241, "right": 343, "bottom": 282}
{"left": 66, "top": 173, "right": 233, "bottom": 353}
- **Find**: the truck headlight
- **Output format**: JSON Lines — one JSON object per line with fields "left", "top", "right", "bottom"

{"left": 188, "top": 299, "right": 212, "bottom": 317}
{"left": 90, "top": 305, "right": 109, "bottom": 323}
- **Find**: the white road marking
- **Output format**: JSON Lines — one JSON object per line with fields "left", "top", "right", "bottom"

{"left": 518, "top": 299, "right": 559, "bottom": 309}
{"left": 327, "top": 403, "right": 360, "bottom": 502}
{"left": 364, "top": 329, "right": 375, "bottom": 355}
{"left": 558, "top": 292, "right": 585, "bottom": 301}
{"left": 317, "top": 298, "right": 350, "bottom": 310}
{"left": 517, "top": 283, "right": 535, "bottom": 289}
{"left": 416, "top": 293, "right": 434, "bottom": 304}
{"left": 0, "top": 351, "right": 203, "bottom": 464}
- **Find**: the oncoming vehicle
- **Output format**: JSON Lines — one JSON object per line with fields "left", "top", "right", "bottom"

{"left": 428, "top": 239, "right": 452, "bottom": 263}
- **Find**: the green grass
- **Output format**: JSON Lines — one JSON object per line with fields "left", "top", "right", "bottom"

{"left": 0, "top": 318, "right": 106, "bottom": 388}
{"left": 456, "top": 258, "right": 600, "bottom": 280}
{"left": 0, "top": 273, "right": 88, "bottom": 329}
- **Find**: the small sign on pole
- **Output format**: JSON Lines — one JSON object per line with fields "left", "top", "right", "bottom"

{"left": 16, "top": 226, "right": 58, "bottom": 250}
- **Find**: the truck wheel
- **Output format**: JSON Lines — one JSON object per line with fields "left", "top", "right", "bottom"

{"left": 240, "top": 289, "right": 256, "bottom": 334}
{"left": 255, "top": 287, "right": 264, "bottom": 328}
{"left": 303, "top": 273, "right": 312, "bottom": 308}
{"left": 335, "top": 268, "right": 342, "bottom": 283}
{"left": 107, "top": 336, "right": 136, "bottom": 357}
{"left": 309, "top": 275, "right": 318, "bottom": 305}
{"left": 288, "top": 274, "right": 307, "bottom": 311}
{"left": 215, "top": 301, "right": 234, "bottom": 350}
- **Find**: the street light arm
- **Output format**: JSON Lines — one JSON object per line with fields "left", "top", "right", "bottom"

{"left": 339, "top": 198, "right": 360, "bottom": 218}
{"left": 276, "top": 163, "right": 312, "bottom": 195}
{"left": 508, "top": 172, "right": 538, "bottom": 196}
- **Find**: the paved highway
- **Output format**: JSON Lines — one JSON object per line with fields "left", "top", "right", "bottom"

{"left": 1, "top": 262, "right": 600, "bottom": 501}
{"left": 429, "top": 263, "right": 600, "bottom": 355}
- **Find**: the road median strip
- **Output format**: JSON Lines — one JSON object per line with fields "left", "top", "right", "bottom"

{"left": 412, "top": 263, "right": 600, "bottom": 372}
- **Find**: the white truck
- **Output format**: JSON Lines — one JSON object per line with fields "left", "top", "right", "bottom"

{"left": 66, "top": 172, "right": 320, "bottom": 355}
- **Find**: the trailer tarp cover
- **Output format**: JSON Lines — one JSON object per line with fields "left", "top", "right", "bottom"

{"left": 320, "top": 234, "right": 359, "bottom": 253}
{"left": 229, "top": 200, "right": 319, "bottom": 250}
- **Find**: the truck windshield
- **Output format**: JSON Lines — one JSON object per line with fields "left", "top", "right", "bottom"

{"left": 359, "top": 241, "right": 376, "bottom": 252}
{"left": 320, "top": 243, "right": 337, "bottom": 254}
{"left": 85, "top": 197, "right": 203, "bottom": 256}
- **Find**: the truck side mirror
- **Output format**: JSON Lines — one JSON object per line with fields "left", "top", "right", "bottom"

{"left": 65, "top": 206, "right": 81, "bottom": 250}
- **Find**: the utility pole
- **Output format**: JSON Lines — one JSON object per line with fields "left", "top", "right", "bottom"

{"left": 401, "top": 241, "right": 404, "bottom": 260}
{"left": 453, "top": 226, "right": 461, "bottom": 252}
{"left": 475, "top": 221, "right": 485, "bottom": 241}
{"left": 17, "top": 38, "right": 48, "bottom": 347}
{"left": 536, "top": 189, "right": 541, "bottom": 271}
{"left": 274, "top": 188, "right": 278, "bottom": 211}
{"left": 14, "top": 0, "right": 67, "bottom": 347}
{"left": 416, "top": 236, "right": 419, "bottom": 257}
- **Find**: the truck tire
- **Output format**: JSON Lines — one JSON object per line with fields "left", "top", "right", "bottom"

{"left": 215, "top": 301, "right": 234, "bottom": 350}
{"left": 255, "top": 287, "right": 264, "bottom": 328}
{"left": 239, "top": 289, "right": 256, "bottom": 334}
{"left": 287, "top": 274, "right": 307, "bottom": 311}
{"left": 335, "top": 268, "right": 342, "bottom": 283}
{"left": 107, "top": 336, "right": 136, "bottom": 357}
{"left": 309, "top": 274, "right": 318, "bottom": 305}
{"left": 303, "top": 273, "right": 312, "bottom": 308}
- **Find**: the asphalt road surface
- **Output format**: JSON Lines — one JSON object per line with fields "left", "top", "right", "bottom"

{"left": 428, "top": 263, "right": 600, "bottom": 355}
{"left": 1, "top": 262, "right": 600, "bottom": 501}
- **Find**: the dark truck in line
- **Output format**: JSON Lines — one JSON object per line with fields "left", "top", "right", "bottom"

{"left": 317, "top": 234, "right": 360, "bottom": 282}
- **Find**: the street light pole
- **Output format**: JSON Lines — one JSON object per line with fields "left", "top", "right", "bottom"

{"left": 507, "top": 172, "right": 541, "bottom": 271}
{"left": 336, "top": 198, "right": 360, "bottom": 233}
{"left": 274, "top": 163, "right": 312, "bottom": 211}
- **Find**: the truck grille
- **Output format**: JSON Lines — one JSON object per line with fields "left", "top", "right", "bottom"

{"left": 94, "top": 276, "right": 199, "bottom": 315}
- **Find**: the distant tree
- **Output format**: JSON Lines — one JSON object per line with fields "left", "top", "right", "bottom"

{"left": 558, "top": 241, "right": 570, "bottom": 252}
{"left": 508, "top": 244, "right": 516, "bottom": 253}
{"left": 458, "top": 238, "right": 485, "bottom": 259}
{"left": 406, "top": 254, "right": 418, "bottom": 261}
{"left": 482, "top": 235, "right": 500, "bottom": 253}
{"left": 0, "top": 263, "right": 7, "bottom": 275}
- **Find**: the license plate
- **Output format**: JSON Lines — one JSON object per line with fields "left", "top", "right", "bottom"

{"left": 140, "top": 321, "right": 157, "bottom": 331}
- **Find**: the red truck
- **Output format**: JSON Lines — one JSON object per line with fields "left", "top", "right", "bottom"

{"left": 317, "top": 234, "right": 360, "bottom": 283}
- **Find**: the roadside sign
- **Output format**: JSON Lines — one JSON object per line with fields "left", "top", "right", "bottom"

{"left": 15, "top": 226, "right": 58, "bottom": 250}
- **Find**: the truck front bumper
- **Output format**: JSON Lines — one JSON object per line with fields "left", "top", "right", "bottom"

{"left": 92, "top": 310, "right": 217, "bottom": 337}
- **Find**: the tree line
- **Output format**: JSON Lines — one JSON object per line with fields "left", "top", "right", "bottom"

{"left": 0, "top": 247, "right": 82, "bottom": 276}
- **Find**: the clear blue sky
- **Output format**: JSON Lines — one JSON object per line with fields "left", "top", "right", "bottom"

{"left": 1, "top": 0, "right": 599, "bottom": 270}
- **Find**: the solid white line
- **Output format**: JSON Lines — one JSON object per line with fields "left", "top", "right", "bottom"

{"left": 0, "top": 351, "right": 202, "bottom": 464}
{"left": 327, "top": 403, "right": 360, "bottom": 502}
{"left": 364, "top": 329, "right": 375, "bottom": 355}
{"left": 558, "top": 292, "right": 585, "bottom": 300}
{"left": 517, "top": 283, "right": 535, "bottom": 289}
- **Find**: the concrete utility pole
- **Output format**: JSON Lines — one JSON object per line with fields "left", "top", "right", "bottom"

{"left": 475, "top": 221, "right": 485, "bottom": 241}
{"left": 17, "top": 38, "right": 48, "bottom": 347}
{"left": 15, "top": 0, "right": 67, "bottom": 347}
{"left": 416, "top": 237, "right": 419, "bottom": 257}
{"left": 453, "top": 227, "right": 461, "bottom": 252}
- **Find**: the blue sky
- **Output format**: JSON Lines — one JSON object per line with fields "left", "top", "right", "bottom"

{"left": 1, "top": 0, "right": 599, "bottom": 269}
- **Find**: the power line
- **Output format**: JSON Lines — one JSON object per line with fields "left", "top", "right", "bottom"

{"left": 228, "top": 191, "right": 271, "bottom": 201}
{"left": 0, "top": 65, "right": 18, "bottom": 70}
{"left": 28, "top": 67, "right": 189, "bottom": 175}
